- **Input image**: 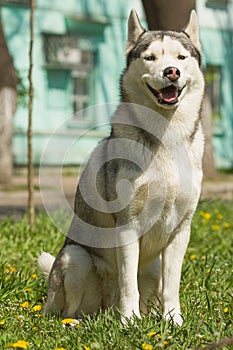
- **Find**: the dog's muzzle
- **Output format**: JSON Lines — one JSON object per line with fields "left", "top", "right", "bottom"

{"left": 146, "top": 83, "right": 186, "bottom": 106}
{"left": 146, "top": 66, "right": 186, "bottom": 106}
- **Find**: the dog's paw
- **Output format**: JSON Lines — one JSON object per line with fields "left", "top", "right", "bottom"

{"left": 120, "top": 311, "right": 141, "bottom": 325}
{"left": 163, "top": 308, "right": 183, "bottom": 326}
{"left": 119, "top": 305, "right": 141, "bottom": 324}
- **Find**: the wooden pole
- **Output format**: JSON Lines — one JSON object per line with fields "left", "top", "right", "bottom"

{"left": 28, "top": 0, "right": 35, "bottom": 230}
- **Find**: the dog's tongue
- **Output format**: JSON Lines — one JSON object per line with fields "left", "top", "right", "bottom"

{"left": 159, "top": 86, "right": 178, "bottom": 103}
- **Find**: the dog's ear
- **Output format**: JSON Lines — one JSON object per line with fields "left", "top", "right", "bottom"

{"left": 126, "top": 9, "right": 145, "bottom": 55}
{"left": 184, "top": 10, "right": 201, "bottom": 52}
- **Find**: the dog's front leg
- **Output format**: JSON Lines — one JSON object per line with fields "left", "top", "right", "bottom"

{"left": 116, "top": 239, "right": 140, "bottom": 321}
{"left": 162, "top": 223, "right": 191, "bottom": 326}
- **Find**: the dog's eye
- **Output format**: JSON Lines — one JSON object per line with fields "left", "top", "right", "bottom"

{"left": 178, "top": 55, "right": 186, "bottom": 60}
{"left": 145, "top": 55, "right": 156, "bottom": 61}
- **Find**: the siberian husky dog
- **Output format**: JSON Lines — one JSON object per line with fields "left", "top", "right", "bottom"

{"left": 38, "top": 9, "right": 204, "bottom": 326}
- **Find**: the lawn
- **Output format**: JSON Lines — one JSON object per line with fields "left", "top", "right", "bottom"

{"left": 0, "top": 200, "right": 232, "bottom": 349}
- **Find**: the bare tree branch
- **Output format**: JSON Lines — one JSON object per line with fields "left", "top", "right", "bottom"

{"left": 195, "top": 336, "right": 233, "bottom": 349}
{"left": 28, "top": 0, "right": 35, "bottom": 230}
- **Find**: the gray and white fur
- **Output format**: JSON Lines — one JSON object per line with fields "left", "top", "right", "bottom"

{"left": 38, "top": 9, "right": 204, "bottom": 326}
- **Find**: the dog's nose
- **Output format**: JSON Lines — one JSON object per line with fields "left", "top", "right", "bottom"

{"left": 163, "top": 67, "right": 180, "bottom": 81}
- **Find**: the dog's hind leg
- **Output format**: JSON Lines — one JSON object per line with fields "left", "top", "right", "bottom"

{"left": 42, "top": 244, "right": 100, "bottom": 318}
{"left": 43, "top": 257, "right": 66, "bottom": 316}
{"left": 62, "top": 244, "right": 100, "bottom": 318}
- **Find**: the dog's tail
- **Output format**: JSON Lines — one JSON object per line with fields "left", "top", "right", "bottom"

{"left": 38, "top": 252, "right": 55, "bottom": 280}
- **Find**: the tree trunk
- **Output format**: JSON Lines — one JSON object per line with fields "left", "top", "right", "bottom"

{"left": 142, "top": 0, "right": 195, "bottom": 31}
{"left": 0, "top": 14, "right": 18, "bottom": 186}
{"left": 141, "top": 0, "right": 218, "bottom": 179}
{"left": 202, "top": 92, "right": 218, "bottom": 179}
{"left": 0, "top": 87, "right": 17, "bottom": 185}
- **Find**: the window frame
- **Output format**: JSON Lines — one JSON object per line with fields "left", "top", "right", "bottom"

{"left": 1, "top": 0, "right": 30, "bottom": 6}
{"left": 206, "top": 0, "right": 228, "bottom": 10}
{"left": 43, "top": 33, "right": 96, "bottom": 127}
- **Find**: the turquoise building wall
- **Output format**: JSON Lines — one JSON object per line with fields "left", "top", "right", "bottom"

{"left": 2, "top": 0, "right": 233, "bottom": 168}
{"left": 197, "top": 0, "right": 233, "bottom": 168}
{"left": 2, "top": 0, "right": 145, "bottom": 165}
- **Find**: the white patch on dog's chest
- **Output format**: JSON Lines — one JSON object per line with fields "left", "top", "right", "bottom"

{"left": 134, "top": 142, "right": 201, "bottom": 265}
{"left": 134, "top": 146, "right": 194, "bottom": 233}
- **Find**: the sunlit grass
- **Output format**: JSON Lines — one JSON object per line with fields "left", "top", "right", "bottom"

{"left": 0, "top": 201, "right": 232, "bottom": 349}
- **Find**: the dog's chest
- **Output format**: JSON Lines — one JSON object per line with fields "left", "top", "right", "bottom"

{"left": 132, "top": 143, "right": 200, "bottom": 234}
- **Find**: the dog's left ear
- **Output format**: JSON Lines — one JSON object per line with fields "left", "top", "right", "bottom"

{"left": 184, "top": 10, "right": 201, "bottom": 52}
{"left": 126, "top": 9, "right": 145, "bottom": 54}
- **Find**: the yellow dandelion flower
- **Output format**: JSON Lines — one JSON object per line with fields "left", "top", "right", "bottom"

{"left": 30, "top": 274, "right": 37, "bottom": 279}
{"left": 223, "top": 307, "right": 229, "bottom": 313}
{"left": 189, "top": 254, "right": 196, "bottom": 260}
{"left": 156, "top": 334, "right": 161, "bottom": 338}
{"left": 147, "top": 331, "right": 156, "bottom": 337}
{"left": 204, "top": 212, "right": 211, "bottom": 220}
{"left": 6, "top": 266, "right": 16, "bottom": 273}
{"left": 55, "top": 348, "right": 66, "bottom": 350}
{"left": 20, "top": 301, "right": 30, "bottom": 308}
{"left": 7, "top": 340, "right": 29, "bottom": 349}
{"left": 84, "top": 347, "right": 91, "bottom": 350}
{"left": 62, "top": 318, "right": 79, "bottom": 327}
{"left": 61, "top": 318, "right": 75, "bottom": 324}
{"left": 142, "top": 343, "right": 153, "bottom": 350}
{"left": 32, "top": 305, "right": 42, "bottom": 312}
{"left": 212, "top": 225, "right": 220, "bottom": 231}
{"left": 0, "top": 320, "right": 6, "bottom": 327}
{"left": 200, "top": 211, "right": 211, "bottom": 219}
{"left": 162, "top": 341, "right": 169, "bottom": 346}
{"left": 217, "top": 214, "right": 223, "bottom": 220}
{"left": 224, "top": 222, "right": 231, "bottom": 228}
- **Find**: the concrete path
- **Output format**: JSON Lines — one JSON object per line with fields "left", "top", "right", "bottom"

{"left": 0, "top": 169, "right": 233, "bottom": 218}
{"left": 0, "top": 168, "right": 77, "bottom": 218}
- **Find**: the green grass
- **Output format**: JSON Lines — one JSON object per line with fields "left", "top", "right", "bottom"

{"left": 0, "top": 201, "right": 232, "bottom": 349}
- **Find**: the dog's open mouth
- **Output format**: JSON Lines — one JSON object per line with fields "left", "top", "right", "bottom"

{"left": 146, "top": 83, "right": 185, "bottom": 105}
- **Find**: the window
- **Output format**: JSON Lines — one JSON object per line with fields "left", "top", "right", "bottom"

{"left": 1, "top": 0, "right": 30, "bottom": 6}
{"left": 205, "top": 65, "right": 224, "bottom": 136}
{"left": 206, "top": 0, "right": 228, "bottom": 9}
{"left": 72, "top": 70, "right": 90, "bottom": 114}
{"left": 205, "top": 65, "right": 222, "bottom": 120}
{"left": 43, "top": 34, "right": 93, "bottom": 69}
{"left": 43, "top": 33, "right": 95, "bottom": 123}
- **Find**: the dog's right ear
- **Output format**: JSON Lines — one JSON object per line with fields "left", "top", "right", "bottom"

{"left": 126, "top": 9, "right": 145, "bottom": 55}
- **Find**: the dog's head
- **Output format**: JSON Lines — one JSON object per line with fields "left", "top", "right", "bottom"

{"left": 123, "top": 10, "right": 204, "bottom": 110}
